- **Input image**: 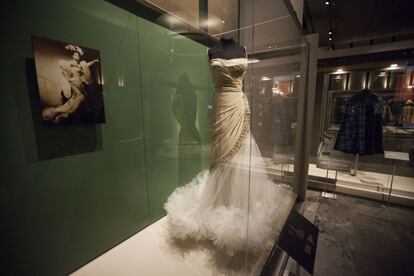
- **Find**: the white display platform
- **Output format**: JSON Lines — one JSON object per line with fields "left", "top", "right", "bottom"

{"left": 71, "top": 217, "right": 215, "bottom": 276}
{"left": 263, "top": 158, "right": 414, "bottom": 206}
{"left": 384, "top": 151, "right": 409, "bottom": 161}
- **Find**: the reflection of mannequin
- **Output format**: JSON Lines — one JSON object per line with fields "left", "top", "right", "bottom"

{"left": 172, "top": 73, "right": 201, "bottom": 144}
{"left": 208, "top": 37, "right": 246, "bottom": 60}
{"left": 171, "top": 73, "right": 201, "bottom": 183}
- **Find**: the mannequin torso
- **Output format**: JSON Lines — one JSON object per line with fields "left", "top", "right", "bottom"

{"left": 208, "top": 37, "right": 246, "bottom": 60}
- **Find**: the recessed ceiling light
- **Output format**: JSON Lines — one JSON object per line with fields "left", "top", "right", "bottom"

{"left": 325, "top": 1, "right": 330, "bottom": 5}
{"left": 328, "top": 31, "right": 332, "bottom": 35}
{"left": 329, "top": 37, "right": 332, "bottom": 41}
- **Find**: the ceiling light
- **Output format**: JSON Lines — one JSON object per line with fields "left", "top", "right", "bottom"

{"left": 325, "top": 1, "right": 330, "bottom": 5}
{"left": 332, "top": 68, "right": 345, "bottom": 74}
{"left": 260, "top": 77, "right": 271, "bottom": 81}
{"left": 328, "top": 30, "right": 332, "bottom": 35}
{"left": 385, "top": 64, "right": 401, "bottom": 70}
{"left": 329, "top": 37, "right": 332, "bottom": 41}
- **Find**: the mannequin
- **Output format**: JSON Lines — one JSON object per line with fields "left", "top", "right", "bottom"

{"left": 208, "top": 36, "right": 246, "bottom": 60}
{"left": 164, "top": 29, "right": 296, "bottom": 265}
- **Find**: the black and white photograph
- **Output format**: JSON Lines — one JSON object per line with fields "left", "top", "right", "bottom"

{"left": 32, "top": 35, "right": 105, "bottom": 125}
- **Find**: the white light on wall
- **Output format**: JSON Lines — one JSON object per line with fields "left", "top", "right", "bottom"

{"left": 385, "top": 64, "right": 401, "bottom": 70}
{"left": 332, "top": 68, "right": 345, "bottom": 74}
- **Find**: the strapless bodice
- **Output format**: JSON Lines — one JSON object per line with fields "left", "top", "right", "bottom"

{"left": 209, "top": 58, "right": 248, "bottom": 93}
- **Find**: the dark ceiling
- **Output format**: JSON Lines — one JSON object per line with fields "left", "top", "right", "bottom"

{"left": 307, "top": 0, "right": 414, "bottom": 46}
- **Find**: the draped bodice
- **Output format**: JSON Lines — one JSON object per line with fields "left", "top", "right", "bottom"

{"left": 208, "top": 58, "right": 250, "bottom": 170}
{"left": 209, "top": 58, "right": 248, "bottom": 93}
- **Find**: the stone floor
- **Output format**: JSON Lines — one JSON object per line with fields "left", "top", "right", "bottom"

{"left": 284, "top": 190, "right": 414, "bottom": 276}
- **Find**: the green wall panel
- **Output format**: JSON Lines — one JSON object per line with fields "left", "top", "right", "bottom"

{"left": 0, "top": 0, "right": 213, "bottom": 275}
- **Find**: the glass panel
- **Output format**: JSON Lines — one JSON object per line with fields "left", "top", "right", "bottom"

{"left": 137, "top": 17, "right": 213, "bottom": 220}
{"left": 309, "top": 59, "right": 414, "bottom": 207}
{"left": 348, "top": 71, "right": 366, "bottom": 91}
{"left": 368, "top": 70, "right": 389, "bottom": 90}
{"left": 141, "top": 0, "right": 304, "bottom": 274}
{"left": 3, "top": 0, "right": 308, "bottom": 274}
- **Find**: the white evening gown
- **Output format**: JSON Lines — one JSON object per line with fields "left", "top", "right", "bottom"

{"left": 164, "top": 58, "right": 296, "bottom": 258}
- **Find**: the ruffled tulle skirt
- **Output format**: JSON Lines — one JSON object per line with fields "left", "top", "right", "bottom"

{"left": 164, "top": 134, "right": 296, "bottom": 265}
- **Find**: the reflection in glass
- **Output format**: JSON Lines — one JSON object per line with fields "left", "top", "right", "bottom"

{"left": 329, "top": 73, "right": 347, "bottom": 91}
{"left": 348, "top": 71, "right": 366, "bottom": 91}
{"left": 171, "top": 73, "right": 202, "bottom": 183}
{"left": 369, "top": 70, "right": 388, "bottom": 90}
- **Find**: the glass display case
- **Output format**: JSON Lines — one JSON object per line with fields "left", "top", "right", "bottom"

{"left": 139, "top": 0, "right": 310, "bottom": 274}
{"left": 2, "top": 0, "right": 311, "bottom": 275}
{"left": 312, "top": 60, "right": 414, "bottom": 206}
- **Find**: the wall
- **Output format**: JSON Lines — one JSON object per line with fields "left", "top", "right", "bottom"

{"left": 0, "top": 1, "right": 213, "bottom": 275}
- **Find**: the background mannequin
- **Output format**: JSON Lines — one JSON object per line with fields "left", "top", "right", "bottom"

{"left": 208, "top": 36, "right": 246, "bottom": 60}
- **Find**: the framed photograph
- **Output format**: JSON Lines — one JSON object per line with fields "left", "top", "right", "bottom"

{"left": 32, "top": 35, "right": 105, "bottom": 125}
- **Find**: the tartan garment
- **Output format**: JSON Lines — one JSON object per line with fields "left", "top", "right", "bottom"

{"left": 334, "top": 90, "right": 384, "bottom": 155}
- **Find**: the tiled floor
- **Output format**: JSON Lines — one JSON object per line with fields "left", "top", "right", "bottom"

{"left": 285, "top": 190, "right": 414, "bottom": 276}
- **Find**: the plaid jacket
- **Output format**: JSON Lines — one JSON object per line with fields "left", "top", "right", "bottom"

{"left": 334, "top": 90, "right": 384, "bottom": 155}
